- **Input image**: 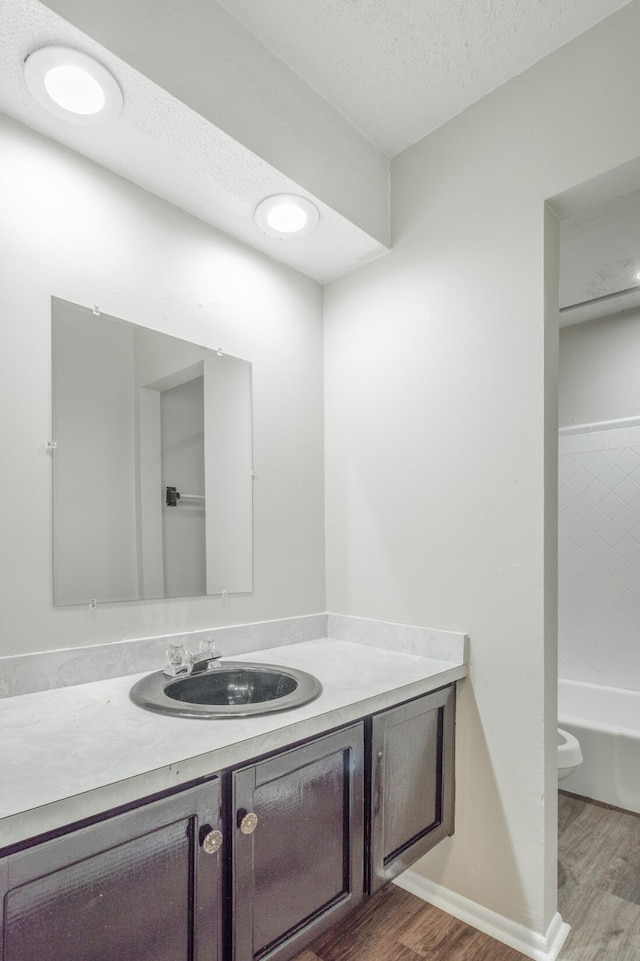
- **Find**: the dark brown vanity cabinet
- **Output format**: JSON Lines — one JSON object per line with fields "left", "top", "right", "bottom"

{"left": 0, "top": 683, "right": 456, "bottom": 961}
{"left": 367, "top": 684, "right": 455, "bottom": 894}
{"left": 0, "top": 779, "right": 223, "bottom": 961}
{"left": 230, "top": 724, "right": 364, "bottom": 961}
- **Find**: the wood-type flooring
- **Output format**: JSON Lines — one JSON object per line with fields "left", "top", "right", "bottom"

{"left": 558, "top": 791, "right": 640, "bottom": 960}
{"left": 295, "top": 882, "right": 527, "bottom": 961}
{"left": 292, "top": 791, "right": 640, "bottom": 961}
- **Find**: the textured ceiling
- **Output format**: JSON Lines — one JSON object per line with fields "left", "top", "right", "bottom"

{"left": 216, "top": 0, "right": 631, "bottom": 157}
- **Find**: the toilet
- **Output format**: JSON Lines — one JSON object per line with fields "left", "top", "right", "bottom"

{"left": 558, "top": 728, "right": 583, "bottom": 782}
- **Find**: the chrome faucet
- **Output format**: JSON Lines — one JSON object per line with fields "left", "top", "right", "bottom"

{"left": 163, "top": 639, "right": 222, "bottom": 677}
{"left": 189, "top": 650, "right": 223, "bottom": 674}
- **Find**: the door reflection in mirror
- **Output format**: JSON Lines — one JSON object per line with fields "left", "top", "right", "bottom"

{"left": 51, "top": 298, "right": 253, "bottom": 605}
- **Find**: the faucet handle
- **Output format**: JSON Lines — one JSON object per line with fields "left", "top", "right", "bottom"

{"left": 198, "top": 637, "right": 220, "bottom": 659}
{"left": 164, "top": 642, "right": 188, "bottom": 677}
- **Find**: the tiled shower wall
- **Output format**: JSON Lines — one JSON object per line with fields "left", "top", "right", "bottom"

{"left": 559, "top": 419, "right": 640, "bottom": 691}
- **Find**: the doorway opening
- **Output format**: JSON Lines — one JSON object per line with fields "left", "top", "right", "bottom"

{"left": 548, "top": 155, "right": 640, "bottom": 959}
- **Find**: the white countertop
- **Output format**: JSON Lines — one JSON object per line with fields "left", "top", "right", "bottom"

{"left": 0, "top": 638, "right": 465, "bottom": 849}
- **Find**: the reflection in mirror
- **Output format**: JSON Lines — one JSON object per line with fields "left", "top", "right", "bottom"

{"left": 51, "top": 298, "right": 253, "bottom": 605}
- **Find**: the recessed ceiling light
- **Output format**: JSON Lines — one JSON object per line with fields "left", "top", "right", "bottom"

{"left": 24, "top": 46, "right": 123, "bottom": 125}
{"left": 634, "top": 270, "right": 640, "bottom": 283}
{"left": 255, "top": 194, "right": 319, "bottom": 238}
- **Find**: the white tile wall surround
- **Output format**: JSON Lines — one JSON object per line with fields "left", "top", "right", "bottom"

{"left": 559, "top": 419, "right": 640, "bottom": 691}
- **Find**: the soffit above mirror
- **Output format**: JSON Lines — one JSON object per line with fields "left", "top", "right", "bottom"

{"left": 0, "top": 0, "right": 389, "bottom": 285}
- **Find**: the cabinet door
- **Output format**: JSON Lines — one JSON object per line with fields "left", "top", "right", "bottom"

{"left": 0, "top": 780, "right": 222, "bottom": 961}
{"left": 231, "top": 724, "right": 364, "bottom": 961}
{"left": 368, "top": 685, "right": 455, "bottom": 894}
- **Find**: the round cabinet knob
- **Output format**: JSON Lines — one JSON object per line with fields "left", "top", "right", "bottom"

{"left": 202, "top": 829, "right": 223, "bottom": 854}
{"left": 240, "top": 812, "right": 259, "bottom": 835}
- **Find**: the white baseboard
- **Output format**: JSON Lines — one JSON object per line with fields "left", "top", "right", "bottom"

{"left": 393, "top": 870, "right": 570, "bottom": 961}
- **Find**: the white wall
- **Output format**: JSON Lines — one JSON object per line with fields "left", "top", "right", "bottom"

{"left": 0, "top": 113, "right": 325, "bottom": 656}
{"left": 559, "top": 308, "right": 640, "bottom": 426}
{"left": 324, "top": 0, "right": 640, "bottom": 943}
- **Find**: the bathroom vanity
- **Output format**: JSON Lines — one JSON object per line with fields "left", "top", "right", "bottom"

{"left": 0, "top": 635, "right": 464, "bottom": 961}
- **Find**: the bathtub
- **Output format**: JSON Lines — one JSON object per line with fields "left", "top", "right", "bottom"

{"left": 558, "top": 678, "right": 640, "bottom": 814}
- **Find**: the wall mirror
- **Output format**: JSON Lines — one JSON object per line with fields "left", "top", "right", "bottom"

{"left": 51, "top": 298, "right": 253, "bottom": 605}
